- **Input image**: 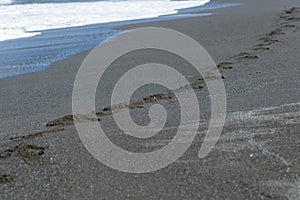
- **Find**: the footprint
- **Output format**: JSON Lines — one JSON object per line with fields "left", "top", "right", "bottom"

{"left": 253, "top": 46, "right": 270, "bottom": 51}
{"left": 286, "top": 16, "right": 300, "bottom": 21}
{"left": 190, "top": 81, "right": 204, "bottom": 89}
{"left": 284, "top": 7, "right": 299, "bottom": 15}
{"left": 244, "top": 55, "right": 259, "bottom": 59}
{"left": 281, "top": 24, "right": 296, "bottom": 28}
{"left": 258, "top": 37, "right": 279, "bottom": 45}
{"left": 16, "top": 144, "right": 45, "bottom": 159}
{"left": 280, "top": 7, "right": 300, "bottom": 21}
{"left": 9, "top": 127, "right": 64, "bottom": 140}
{"left": 0, "top": 175, "right": 15, "bottom": 184}
{"left": 46, "top": 115, "right": 74, "bottom": 127}
{"left": 142, "top": 93, "right": 173, "bottom": 103}
{"left": 123, "top": 103, "right": 143, "bottom": 110}
{"left": 0, "top": 149, "right": 14, "bottom": 159}
{"left": 0, "top": 144, "right": 46, "bottom": 160}
{"left": 47, "top": 93, "right": 174, "bottom": 127}
{"left": 217, "top": 62, "right": 233, "bottom": 69}
{"left": 46, "top": 113, "right": 99, "bottom": 127}
{"left": 267, "top": 28, "right": 285, "bottom": 36}
{"left": 280, "top": 7, "right": 299, "bottom": 18}
{"left": 235, "top": 52, "right": 258, "bottom": 60}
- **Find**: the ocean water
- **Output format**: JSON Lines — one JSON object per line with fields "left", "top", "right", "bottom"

{"left": 0, "top": 0, "right": 232, "bottom": 79}
{"left": 0, "top": 0, "right": 210, "bottom": 42}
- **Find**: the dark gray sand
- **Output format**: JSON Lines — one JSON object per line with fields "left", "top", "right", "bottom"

{"left": 1, "top": 0, "right": 300, "bottom": 199}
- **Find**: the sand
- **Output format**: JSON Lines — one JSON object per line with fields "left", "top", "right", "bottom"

{"left": 1, "top": 0, "right": 300, "bottom": 198}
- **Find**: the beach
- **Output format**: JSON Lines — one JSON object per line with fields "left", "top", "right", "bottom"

{"left": 1, "top": 0, "right": 300, "bottom": 198}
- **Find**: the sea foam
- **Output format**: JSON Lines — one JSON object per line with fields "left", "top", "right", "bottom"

{"left": 0, "top": 0, "right": 209, "bottom": 42}
{"left": 0, "top": 0, "right": 12, "bottom": 5}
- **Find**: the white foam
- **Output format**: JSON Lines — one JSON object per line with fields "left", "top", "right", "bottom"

{"left": 0, "top": 0, "right": 12, "bottom": 5}
{"left": 0, "top": 0, "right": 209, "bottom": 42}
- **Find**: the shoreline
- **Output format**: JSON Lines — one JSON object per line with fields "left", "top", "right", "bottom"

{"left": 0, "top": 0, "right": 218, "bottom": 79}
{"left": 1, "top": 0, "right": 300, "bottom": 198}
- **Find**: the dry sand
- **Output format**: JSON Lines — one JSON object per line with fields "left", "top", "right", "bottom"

{"left": 1, "top": 0, "right": 300, "bottom": 198}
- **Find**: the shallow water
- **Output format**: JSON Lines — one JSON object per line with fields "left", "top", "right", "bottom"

{"left": 0, "top": 0, "right": 239, "bottom": 79}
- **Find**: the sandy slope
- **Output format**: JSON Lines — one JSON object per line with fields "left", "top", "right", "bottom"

{"left": 0, "top": 0, "right": 300, "bottom": 198}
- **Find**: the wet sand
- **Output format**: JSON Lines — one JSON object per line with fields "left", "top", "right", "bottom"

{"left": 1, "top": 0, "right": 300, "bottom": 198}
